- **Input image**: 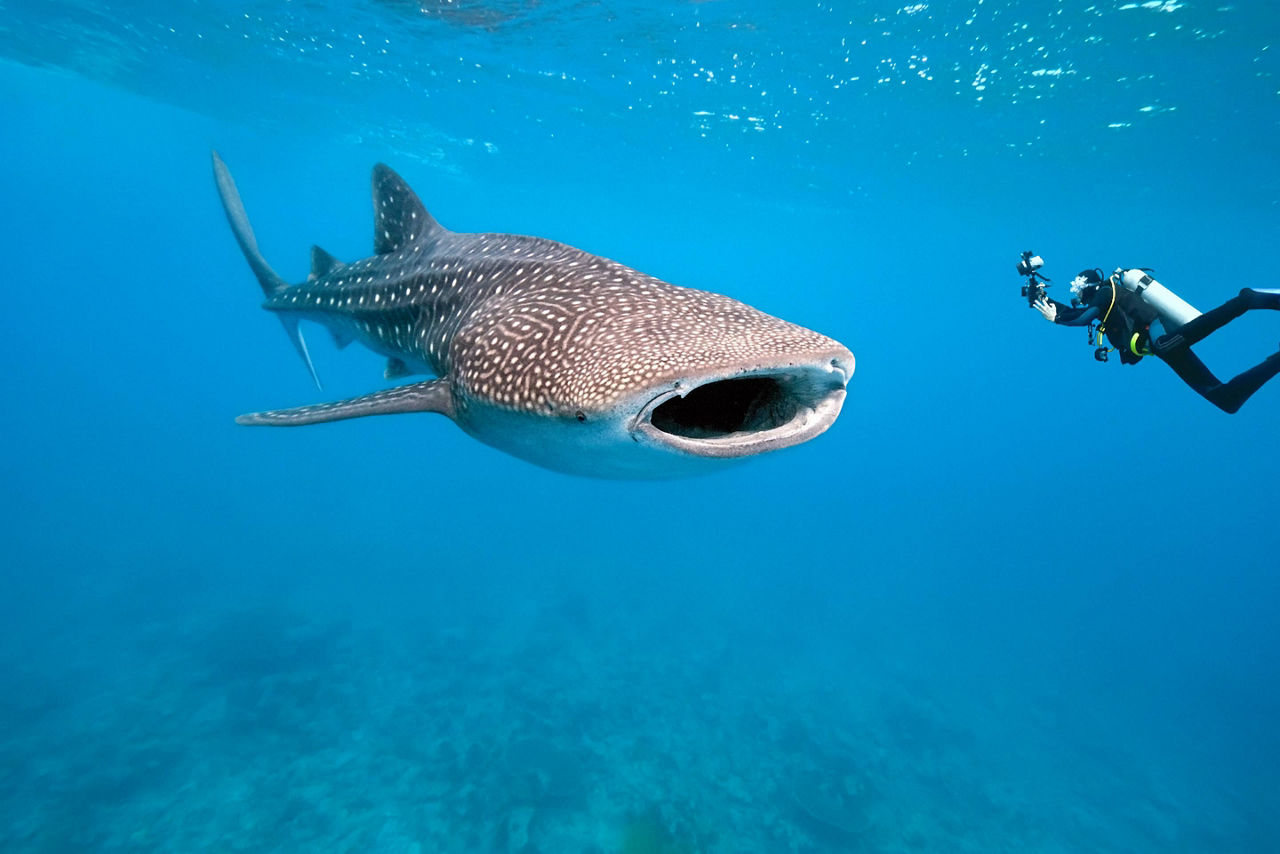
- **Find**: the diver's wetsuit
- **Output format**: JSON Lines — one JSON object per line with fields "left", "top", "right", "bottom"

{"left": 1045, "top": 284, "right": 1280, "bottom": 413}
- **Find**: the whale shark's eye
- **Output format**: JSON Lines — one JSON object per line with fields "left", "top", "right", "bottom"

{"left": 575, "top": 410, "right": 586, "bottom": 422}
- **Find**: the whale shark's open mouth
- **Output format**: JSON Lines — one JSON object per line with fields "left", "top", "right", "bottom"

{"left": 634, "top": 361, "right": 851, "bottom": 458}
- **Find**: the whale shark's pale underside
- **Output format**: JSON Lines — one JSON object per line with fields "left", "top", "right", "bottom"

{"left": 213, "top": 153, "right": 853, "bottom": 478}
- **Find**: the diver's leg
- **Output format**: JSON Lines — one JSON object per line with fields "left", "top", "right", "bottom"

{"left": 1157, "top": 345, "right": 1280, "bottom": 414}
{"left": 1155, "top": 289, "right": 1280, "bottom": 350}
{"left": 1156, "top": 347, "right": 1225, "bottom": 406}
{"left": 1209, "top": 350, "right": 1280, "bottom": 414}
{"left": 1158, "top": 294, "right": 1248, "bottom": 349}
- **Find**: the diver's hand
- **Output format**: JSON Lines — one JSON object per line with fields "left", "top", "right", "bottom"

{"left": 1033, "top": 297, "right": 1057, "bottom": 323}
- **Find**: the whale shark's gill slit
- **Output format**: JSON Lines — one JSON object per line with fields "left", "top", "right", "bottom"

{"left": 649, "top": 376, "right": 801, "bottom": 439}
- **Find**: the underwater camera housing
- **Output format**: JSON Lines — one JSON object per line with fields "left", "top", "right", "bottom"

{"left": 1017, "top": 250, "right": 1050, "bottom": 305}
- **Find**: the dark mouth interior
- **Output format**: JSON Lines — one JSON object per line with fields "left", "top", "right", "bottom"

{"left": 649, "top": 376, "right": 801, "bottom": 439}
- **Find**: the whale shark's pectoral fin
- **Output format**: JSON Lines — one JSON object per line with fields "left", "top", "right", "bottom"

{"left": 236, "top": 379, "right": 454, "bottom": 426}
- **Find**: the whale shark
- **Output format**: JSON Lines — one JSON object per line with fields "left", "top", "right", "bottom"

{"left": 213, "top": 152, "right": 853, "bottom": 477}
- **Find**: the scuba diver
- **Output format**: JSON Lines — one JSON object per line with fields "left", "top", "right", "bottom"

{"left": 1017, "top": 253, "right": 1280, "bottom": 413}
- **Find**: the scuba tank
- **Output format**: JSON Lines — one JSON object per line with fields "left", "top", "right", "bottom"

{"left": 1115, "top": 268, "right": 1201, "bottom": 331}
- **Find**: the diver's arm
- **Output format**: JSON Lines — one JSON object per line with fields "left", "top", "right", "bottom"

{"left": 1034, "top": 296, "right": 1098, "bottom": 327}
{"left": 1054, "top": 302, "right": 1099, "bottom": 326}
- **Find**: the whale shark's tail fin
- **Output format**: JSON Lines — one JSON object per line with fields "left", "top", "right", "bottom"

{"left": 212, "top": 151, "right": 321, "bottom": 389}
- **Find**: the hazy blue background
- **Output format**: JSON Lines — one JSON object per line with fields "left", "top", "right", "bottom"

{"left": 2, "top": 1, "right": 1278, "bottom": 851}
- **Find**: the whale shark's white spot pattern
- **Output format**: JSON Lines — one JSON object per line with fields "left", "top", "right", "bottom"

{"left": 265, "top": 188, "right": 844, "bottom": 416}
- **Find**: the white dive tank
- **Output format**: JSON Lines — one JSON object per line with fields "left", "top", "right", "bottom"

{"left": 1115, "top": 268, "right": 1202, "bottom": 332}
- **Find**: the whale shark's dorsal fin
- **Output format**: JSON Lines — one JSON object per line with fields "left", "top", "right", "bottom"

{"left": 309, "top": 245, "right": 343, "bottom": 280}
{"left": 372, "top": 164, "right": 444, "bottom": 255}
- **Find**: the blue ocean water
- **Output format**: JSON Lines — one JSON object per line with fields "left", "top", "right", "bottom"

{"left": 2, "top": 0, "right": 1278, "bottom": 850}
